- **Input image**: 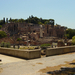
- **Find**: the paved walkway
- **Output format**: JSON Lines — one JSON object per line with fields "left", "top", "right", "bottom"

{"left": 0, "top": 52, "right": 75, "bottom": 75}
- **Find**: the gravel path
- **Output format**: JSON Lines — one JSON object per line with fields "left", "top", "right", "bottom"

{"left": 0, "top": 52, "right": 75, "bottom": 75}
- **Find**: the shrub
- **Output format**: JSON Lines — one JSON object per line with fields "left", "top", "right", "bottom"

{"left": 0, "top": 31, "right": 7, "bottom": 38}
{"left": 0, "top": 25, "right": 2, "bottom": 29}
{"left": 72, "top": 36, "right": 75, "bottom": 45}
{"left": 5, "top": 42, "right": 11, "bottom": 48}
{"left": 0, "top": 41, "right": 5, "bottom": 47}
{"left": 17, "top": 38, "right": 22, "bottom": 41}
{"left": 40, "top": 44, "right": 51, "bottom": 47}
{"left": 0, "top": 42, "right": 10, "bottom": 48}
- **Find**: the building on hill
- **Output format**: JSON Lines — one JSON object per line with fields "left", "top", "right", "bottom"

{"left": 2, "top": 22, "right": 65, "bottom": 43}
{"left": 44, "top": 24, "right": 65, "bottom": 38}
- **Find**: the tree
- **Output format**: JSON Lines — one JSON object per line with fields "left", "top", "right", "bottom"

{"left": 72, "top": 36, "right": 75, "bottom": 45}
{"left": 49, "top": 19, "right": 54, "bottom": 25}
{"left": 0, "top": 31, "right": 7, "bottom": 38}
{"left": 25, "top": 15, "right": 55, "bottom": 24}
{"left": 0, "top": 42, "right": 10, "bottom": 48}
{"left": 0, "top": 19, "right": 5, "bottom": 25}
{"left": 44, "top": 21, "right": 49, "bottom": 24}
{"left": 0, "top": 16, "right": 55, "bottom": 25}
{"left": 0, "top": 25, "right": 2, "bottom": 29}
{"left": 17, "top": 38, "right": 22, "bottom": 45}
{"left": 66, "top": 29, "right": 75, "bottom": 39}
{"left": 18, "top": 18, "right": 25, "bottom": 23}
{"left": 17, "top": 38, "right": 22, "bottom": 41}
{"left": 9, "top": 18, "right": 12, "bottom": 22}
{"left": 38, "top": 22, "right": 43, "bottom": 24}
{"left": 3, "top": 17, "right": 5, "bottom": 24}
{"left": 6, "top": 18, "right": 8, "bottom": 23}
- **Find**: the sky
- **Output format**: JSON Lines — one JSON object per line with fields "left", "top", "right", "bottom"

{"left": 0, "top": 0, "right": 75, "bottom": 29}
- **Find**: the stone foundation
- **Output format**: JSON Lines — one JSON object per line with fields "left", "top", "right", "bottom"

{"left": 0, "top": 47, "right": 41, "bottom": 59}
{"left": 46, "top": 46, "right": 75, "bottom": 56}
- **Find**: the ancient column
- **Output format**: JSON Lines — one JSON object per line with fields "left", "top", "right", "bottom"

{"left": 40, "top": 25, "right": 43, "bottom": 38}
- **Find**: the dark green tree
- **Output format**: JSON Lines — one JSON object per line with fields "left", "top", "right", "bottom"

{"left": 17, "top": 38, "right": 22, "bottom": 41}
{"left": 0, "top": 31, "right": 7, "bottom": 38}
{"left": 0, "top": 25, "right": 2, "bottom": 29}
{"left": 2, "top": 16, "right": 55, "bottom": 25}
{"left": 72, "top": 36, "right": 75, "bottom": 45}
{"left": 9, "top": 17, "right": 12, "bottom": 22}
{"left": 66, "top": 29, "right": 75, "bottom": 39}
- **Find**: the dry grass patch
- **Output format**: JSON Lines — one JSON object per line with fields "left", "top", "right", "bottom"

{"left": 32, "top": 65, "right": 35, "bottom": 66}
{"left": 36, "top": 63, "right": 43, "bottom": 65}
{"left": 19, "top": 46, "right": 38, "bottom": 50}
{"left": 0, "top": 68, "right": 3, "bottom": 73}
{"left": 38, "top": 59, "right": 75, "bottom": 73}
{"left": 39, "top": 64, "right": 65, "bottom": 73}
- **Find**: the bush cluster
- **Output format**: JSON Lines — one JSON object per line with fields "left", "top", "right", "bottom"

{"left": 72, "top": 36, "right": 75, "bottom": 45}
{"left": 0, "top": 31, "right": 7, "bottom": 38}
{"left": 0, "top": 42, "right": 10, "bottom": 48}
{"left": 40, "top": 44, "right": 51, "bottom": 47}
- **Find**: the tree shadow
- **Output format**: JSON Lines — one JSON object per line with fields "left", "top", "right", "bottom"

{"left": 46, "top": 67, "right": 75, "bottom": 75}
{"left": 70, "top": 63, "right": 75, "bottom": 65}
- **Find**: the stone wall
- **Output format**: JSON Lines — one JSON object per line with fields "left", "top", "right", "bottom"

{"left": 0, "top": 47, "right": 41, "bottom": 59}
{"left": 0, "top": 46, "right": 75, "bottom": 59}
{"left": 46, "top": 46, "right": 75, "bottom": 56}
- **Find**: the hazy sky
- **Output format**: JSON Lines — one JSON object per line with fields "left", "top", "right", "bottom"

{"left": 0, "top": 0, "right": 75, "bottom": 29}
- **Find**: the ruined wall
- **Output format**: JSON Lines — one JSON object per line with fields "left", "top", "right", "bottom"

{"left": 46, "top": 46, "right": 75, "bottom": 56}
{"left": 0, "top": 47, "right": 41, "bottom": 59}
{"left": 44, "top": 24, "right": 65, "bottom": 38}
{"left": 2, "top": 23, "right": 65, "bottom": 41}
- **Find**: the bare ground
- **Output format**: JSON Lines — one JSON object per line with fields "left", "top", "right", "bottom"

{"left": 0, "top": 52, "right": 75, "bottom": 75}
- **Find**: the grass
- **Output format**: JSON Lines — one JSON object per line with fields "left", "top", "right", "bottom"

{"left": 19, "top": 46, "right": 34, "bottom": 50}
{"left": 19, "top": 46, "right": 40, "bottom": 50}
{"left": 0, "top": 45, "right": 40, "bottom": 50}
{"left": 0, "top": 63, "right": 2, "bottom": 65}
